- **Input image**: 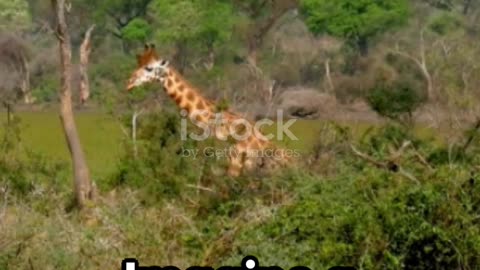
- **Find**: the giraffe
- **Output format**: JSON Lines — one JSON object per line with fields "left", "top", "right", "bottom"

{"left": 126, "top": 44, "right": 290, "bottom": 176}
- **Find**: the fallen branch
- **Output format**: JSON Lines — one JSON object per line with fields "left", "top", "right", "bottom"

{"left": 350, "top": 145, "right": 386, "bottom": 168}
{"left": 350, "top": 144, "right": 420, "bottom": 184}
{"left": 412, "top": 148, "right": 435, "bottom": 172}
{"left": 186, "top": 183, "right": 216, "bottom": 193}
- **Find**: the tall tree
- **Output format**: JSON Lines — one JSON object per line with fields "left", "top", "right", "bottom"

{"left": 84, "top": 0, "right": 153, "bottom": 51}
{"left": 151, "top": 0, "right": 235, "bottom": 73}
{"left": 233, "top": 0, "right": 299, "bottom": 66}
{"left": 51, "top": 0, "right": 95, "bottom": 209}
{"left": 301, "top": 0, "right": 409, "bottom": 55}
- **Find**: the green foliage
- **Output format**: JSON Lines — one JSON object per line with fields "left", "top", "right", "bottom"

{"left": 429, "top": 12, "right": 463, "bottom": 35}
{"left": 367, "top": 81, "right": 423, "bottom": 124}
{"left": 0, "top": 0, "right": 30, "bottom": 29}
{"left": 301, "top": 0, "right": 409, "bottom": 51}
{"left": 3, "top": 113, "right": 480, "bottom": 269}
{"left": 0, "top": 117, "right": 68, "bottom": 195}
{"left": 121, "top": 18, "right": 152, "bottom": 43}
{"left": 31, "top": 76, "right": 59, "bottom": 103}
{"left": 85, "top": 0, "right": 152, "bottom": 28}
{"left": 424, "top": 0, "right": 454, "bottom": 10}
{"left": 111, "top": 112, "right": 203, "bottom": 203}
{"left": 219, "top": 126, "right": 480, "bottom": 269}
{"left": 151, "top": 0, "right": 235, "bottom": 50}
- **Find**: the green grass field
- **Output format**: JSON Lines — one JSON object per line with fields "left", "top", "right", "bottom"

{"left": 0, "top": 111, "right": 124, "bottom": 179}
{"left": 0, "top": 111, "right": 438, "bottom": 179}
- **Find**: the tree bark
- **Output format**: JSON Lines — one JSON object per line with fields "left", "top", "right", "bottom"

{"left": 324, "top": 59, "right": 334, "bottom": 93}
{"left": 131, "top": 109, "right": 144, "bottom": 159}
{"left": 463, "top": 0, "right": 473, "bottom": 15}
{"left": 19, "top": 54, "right": 33, "bottom": 104}
{"left": 79, "top": 25, "right": 95, "bottom": 104}
{"left": 52, "top": 0, "right": 95, "bottom": 209}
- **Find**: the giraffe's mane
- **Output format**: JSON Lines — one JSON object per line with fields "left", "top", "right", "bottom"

{"left": 165, "top": 67, "right": 217, "bottom": 108}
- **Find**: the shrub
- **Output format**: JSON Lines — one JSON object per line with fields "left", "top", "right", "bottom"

{"left": 220, "top": 149, "right": 480, "bottom": 269}
{"left": 110, "top": 111, "right": 219, "bottom": 204}
{"left": 0, "top": 117, "right": 68, "bottom": 196}
{"left": 367, "top": 80, "right": 424, "bottom": 125}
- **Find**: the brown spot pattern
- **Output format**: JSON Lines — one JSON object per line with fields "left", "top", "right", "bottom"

{"left": 197, "top": 101, "right": 205, "bottom": 110}
{"left": 186, "top": 91, "right": 195, "bottom": 101}
{"left": 185, "top": 103, "right": 193, "bottom": 113}
{"left": 174, "top": 96, "right": 183, "bottom": 104}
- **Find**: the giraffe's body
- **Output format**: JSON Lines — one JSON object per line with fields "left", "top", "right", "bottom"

{"left": 127, "top": 44, "right": 290, "bottom": 176}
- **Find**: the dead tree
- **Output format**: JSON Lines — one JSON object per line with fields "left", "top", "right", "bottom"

{"left": 324, "top": 58, "right": 334, "bottom": 93}
{"left": 79, "top": 25, "right": 95, "bottom": 104}
{"left": 52, "top": 0, "right": 96, "bottom": 209}
{"left": 391, "top": 29, "right": 434, "bottom": 101}
{"left": 236, "top": 0, "right": 299, "bottom": 66}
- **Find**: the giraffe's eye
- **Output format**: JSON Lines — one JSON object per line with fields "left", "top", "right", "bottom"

{"left": 145, "top": 67, "right": 153, "bottom": 72}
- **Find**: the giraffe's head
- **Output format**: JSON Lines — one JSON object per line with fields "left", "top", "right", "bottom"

{"left": 126, "top": 44, "right": 170, "bottom": 91}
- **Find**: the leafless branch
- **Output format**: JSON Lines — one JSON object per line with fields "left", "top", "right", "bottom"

{"left": 350, "top": 144, "right": 420, "bottom": 184}
{"left": 132, "top": 109, "right": 145, "bottom": 158}
{"left": 79, "top": 24, "right": 95, "bottom": 104}
{"left": 390, "top": 29, "right": 434, "bottom": 100}
{"left": 185, "top": 184, "right": 216, "bottom": 193}
{"left": 350, "top": 145, "right": 387, "bottom": 168}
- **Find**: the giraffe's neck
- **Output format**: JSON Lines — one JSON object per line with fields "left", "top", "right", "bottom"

{"left": 158, "top": 67, "right": 272, "bottom": 147}
{"left": 160, "top": 68, "right": 215, "bottom": 123}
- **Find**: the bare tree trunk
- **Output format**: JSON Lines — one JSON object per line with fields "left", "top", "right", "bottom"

{"left": 324, "top": 58, "right": 334, "bottom": 93}
{"left": 79, "top": 25, "right": 95, "bottom": 104}
{"left": 131, "top": 109, "right": 144, "bottom": 159}
{"left": 52, "top": 0, "right": 95, "bottom": 209}
{"left": 19, "top": 55, "right": 33, "bottom": 104}
{"left": 391, "top": 30, "right": 434, "bottom": 101}
{"left": 3, "top": 102, "right": 11, "bottom": 126}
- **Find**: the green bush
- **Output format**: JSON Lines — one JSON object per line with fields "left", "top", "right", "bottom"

{"left": 367, "top": 81, "right": 424, "bottom": 125}
{"left": 429, "top": 13, "right": 462, "bottom": 35}
{"left": 220, "top": 153, "right": 480, "bottom": 269}
{"left": 0, "top": 117, "right": 68, "bottom": 196}
{"left": 110, "top": 111, "right": 211, "bottom": 204}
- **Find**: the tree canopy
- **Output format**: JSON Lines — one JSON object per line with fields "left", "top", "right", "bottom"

{"left": 0, "top": 0, "right": 31, "bottom": 29}
{"left": 151, "top": 0, "right": 235, "bottom": 49}
{"left": 301, "top": 0, "right": 409, "bottom": 53}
